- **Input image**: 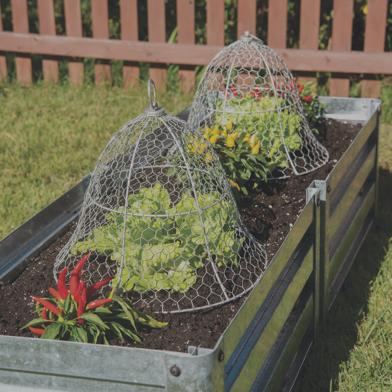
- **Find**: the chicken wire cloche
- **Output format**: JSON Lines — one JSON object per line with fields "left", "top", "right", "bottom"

{"left": 187, "top": 32, "right": 329, "bottom": 191}
{"left": 54, "top": 80, "right": 267, "bottom": 313}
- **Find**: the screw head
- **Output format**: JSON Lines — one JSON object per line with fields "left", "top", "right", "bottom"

{"left": 218, "top": 350, "right": 225, "bottom": 362}
{"left": 170, "top": 365, "right": 181, "bottom": 377}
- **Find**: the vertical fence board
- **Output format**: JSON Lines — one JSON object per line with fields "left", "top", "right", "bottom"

{"left": 0, "top": 4, "right": 7, "bottom": 81}
{"left": 206, "top": 0, "right": 225, "bottom": 45}
{"left": 91, "top": 0, "right": 111, "bottom": 85}
{"left": 177, "top": 0, "right": 195, "bottom": 92}
{"left": 237, "top": 0, "right": 256, "bottom": 36}
{"left": 120, "top": 0, "right": 139, "bottom": 88}
{"left": 11, "top": 0, "right": 32, "bottom": 85}
{"left": 147, "top": 0, "right": 166, "bottom": 88}
{"left": 299, "top": 0, "right": 320, "bottom": 84}
{"left": 37, "top": 0, "right": 58, "bottom": 83}
{"left": 361, "top": 0, "right": 388, "bottom": 97}
{"left": 64, "top": 0, "right": 83, "bottom": 85}
{"left": 268, "top": 0, "right": 287, "bottom": 48}
{"left": 330, "top": 0, "right": 353, "bottom": 96}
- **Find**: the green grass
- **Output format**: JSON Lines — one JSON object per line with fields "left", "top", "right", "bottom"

{"left": 1, "top": 82, "right": 392, "bottom": 391}
{"left": 0, "top": 83, "right": 192, "bottom": 240}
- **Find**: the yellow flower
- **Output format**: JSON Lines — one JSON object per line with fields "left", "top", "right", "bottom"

{"left": 225, "top": 132, "right": 238, "bottom": 148}
{"left": 204, "top": 152, "right": 213, "bottom": 163}
{"left": 362, "top": 4, "right": 368, "bottom": 15}
{"left": 197, "top": 142, "right": 208, "bottom": 154}
{"left": 211, "top": 128, "right": 221, "bottom": 136}
{"left": 203, "top": 127, "right": 211, "bottom": 139}
{"left": 225, "top": 120, "right": 233, "bottom": 131}
{"left": 229, "top": 179, "right": 240, "bottom": 191}
{"left": 221, "top": 129, "right": 228, "bottom": 137}
{"left": 251, "top": 140, "right": 261, "bottom": 155}
{"left": 249, "top": 134, "right": 258, "bottom": 147}
{"left": 243, "top": 134, "right": 250, "bottom": 143}
{"left": 209, "top": 134, "right": 219, "bottom": 144}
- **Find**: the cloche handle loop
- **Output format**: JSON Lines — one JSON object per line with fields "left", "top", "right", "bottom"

{"left": 148, "top": 79, "right": 158, "bottom": 110}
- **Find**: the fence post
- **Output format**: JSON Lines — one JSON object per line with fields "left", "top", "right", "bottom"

{"left": 361, "top": 0, "right": 388, "bottom": 98}
{"left": 120, "top": 0, "right": 139, "bottom": 88}
{"left": 177, "top": 0, "right": 195, "bottom": 93}
{"left": 329, "top": 0, "right": 353, "bottom": 96}
{"left": 0, "top": 3, "right": 7, "bottom": 81}
{"left": 37, "top": 0, "right": 58, "bottom": 83}
{"left": 268, "top": 0, "right": 287, "bottom": 48}
{"left": 91, "top": 0, "right": 111, "bottom": 86}
{"left": 11, "top": 0, "right": 32, "bottom": 85}
{"left": 206, "top": 0, "right": 224, "bottom": 46}
{"left": 147, "top": 0, "right": 166, "bottom": 89}
{"left": 299, "top": 0, "right": 320, "bottom": 85}
{"left": 64, "top": 0, "right": 84, "bottom": 86}
{"left": 237, "top": 0, "right": 256, "bottom": 37}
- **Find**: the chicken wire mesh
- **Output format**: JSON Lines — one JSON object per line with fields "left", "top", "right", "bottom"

{"left": 54, "top": 81, "right": 267, "bottom": 313}
{"left": 187, "top": 32, "right": 329, "bottom": 183}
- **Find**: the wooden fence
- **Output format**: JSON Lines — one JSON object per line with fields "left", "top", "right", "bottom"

{"left": 0, "top": 0, "right": 391, "bottom": 97}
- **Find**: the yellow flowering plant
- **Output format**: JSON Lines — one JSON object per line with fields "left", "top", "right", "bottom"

{"left": 196, "top": 94, "right": 302, "bottom": 194}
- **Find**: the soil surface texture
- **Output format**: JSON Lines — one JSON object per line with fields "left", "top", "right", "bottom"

{"left": 0, "top": 119, "right": 362, "bottom": 352}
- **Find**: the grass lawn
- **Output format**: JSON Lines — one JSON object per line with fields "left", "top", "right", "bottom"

{"left": 0, "top": 83, "right": 193, "bottom": 240}
{"left": 0, "top": 83, "right": 391, "bottom": 391}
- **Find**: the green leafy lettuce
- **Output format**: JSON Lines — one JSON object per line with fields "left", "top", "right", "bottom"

{"left": 72, "top": 184, "right": 239, "bottom": 293}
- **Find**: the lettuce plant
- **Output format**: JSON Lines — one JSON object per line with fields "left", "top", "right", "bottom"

{"left": 73, "top": 184, "right": 239, "bottom": 293}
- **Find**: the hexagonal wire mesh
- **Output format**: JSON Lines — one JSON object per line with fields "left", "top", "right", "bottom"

{"left": 187, "top": 32, "right": 329, "bottom": 181}
{"left": 54, "top": 81, "right": 267, "bottom": 313}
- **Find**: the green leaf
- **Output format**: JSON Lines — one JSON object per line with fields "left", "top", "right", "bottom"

{"left": 93, "top": 306, "right": 112, "bottom": 315}
{"left": 42, "top": 323, "right": 62, "bottom": 340}
{"left": 80, "top": 313, "right": 109, "bottom": 330}
{"left": 110, "top": 322, "right": 125, "bottom": 343}
{"left": 75, "top": 326, "right": 88, "bottom": 343}
{"left": 113, "top": 297, "right": 137, "bottom": 330}
{"left": 21, "top": 317, "right": 50, "bottom": 329}
{"left": 111, "top": 322, "right": 141, "bottom": 343}
{"left": 63, "top": 294, "right": 74, "bottom": 313}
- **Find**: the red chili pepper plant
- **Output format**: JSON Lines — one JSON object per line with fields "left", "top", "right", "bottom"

{"left": 296, "top": 81, "right": 325, "bottom": 131}
{"left": 22, "top": 254, "right": 166, "bottom": 344}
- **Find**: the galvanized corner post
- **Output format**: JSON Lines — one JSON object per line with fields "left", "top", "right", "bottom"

{"left": 374, "top": 101, "right": 381, "bottom": 225}
{"left": 306, "top": 180, "right": 327, "bottom": 340}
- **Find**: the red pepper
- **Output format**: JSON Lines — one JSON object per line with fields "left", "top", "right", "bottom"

{"left": 33, "top": 297, "right": 62, "bottom": 317}
{"left": 41, "top": 308, "right": 48, "bottom": 320}
{"left": 48, "top": 287, "right": 62, "bottom": 301}
{"left": 29, "top": 327, "right": 45, "bottom": 336}
{"left": 87, "top": 277, "right": 113, "bottom": 297}
{"left": 86, "top": 298, "right": 113, "bottom": 310}
{"left": 72, "top": 253, "right": 90, "bottom": 276}
{"left": 69, "top": 274, "right": 80, "bottom": 299}
{"left": 70, "top": 254, "right": 90, "bottom": 298}
{"left": 57, "top": 267, "right": 68, "bottom": 299}
{"left": 297, "top": 83, "right": 304, "bottom": 94}
{"left": 303, "top": 95, "right": 313, "bottom": 104}
{"left": 77, "top": 281, "right": 87, "bottom": 317}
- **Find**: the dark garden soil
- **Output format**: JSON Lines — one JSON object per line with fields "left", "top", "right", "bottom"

{"left": 0, "top": 119, "right": 362, "bottom": 352}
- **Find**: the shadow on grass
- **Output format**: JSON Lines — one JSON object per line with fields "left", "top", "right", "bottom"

{"left": 295, "top": 167, "right": 392, "bottom": 392}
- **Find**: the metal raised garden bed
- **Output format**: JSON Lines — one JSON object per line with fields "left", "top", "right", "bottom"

{"left": 0, "top": 96, "right": 381, "bottom": 392}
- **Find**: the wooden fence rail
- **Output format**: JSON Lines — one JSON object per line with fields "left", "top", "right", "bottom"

{"left": 0, "top": 0, "right": 391, "bottom": 97}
